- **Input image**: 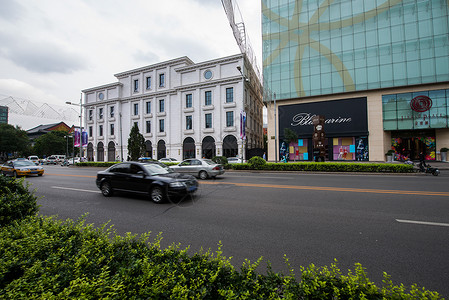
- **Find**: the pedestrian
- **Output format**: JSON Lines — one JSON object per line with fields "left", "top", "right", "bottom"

{"left": 263, "top": 152, "right": 266, "bottom": 160}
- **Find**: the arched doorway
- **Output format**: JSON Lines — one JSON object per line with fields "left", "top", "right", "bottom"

{"left": 145, "top": 140, "right": 153, "bottom": 158}
{"left": 97, "top": 142, "right": 104, "bottom": 162}
{"left": 202, "top": 136, "right": 215, "bottom": 159}
{"left": 107, "top": 141, "right": 115, "bottom": 161}
{"left": 87, "top": 142, "right": 94, "bottom": 161}
{"left": 223, "top": 135, "right": 238, "bottom": 157}
{"left": 157, "top": 140, "right": 166, "bottom": 160}
{"left": 183, "top": 137, "right": 195, "bottom": 159}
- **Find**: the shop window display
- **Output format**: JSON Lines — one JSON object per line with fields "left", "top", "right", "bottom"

{"left": 333, "top": 137, "right": 355, "bottom": 160}
{"left": 287, "top": 139, "right": 309, "bottom": 161}
{"left": 392, "top": 136, "right": 436, "bottom": 161}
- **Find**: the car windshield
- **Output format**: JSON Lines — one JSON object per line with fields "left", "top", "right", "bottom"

{"left": 143, "top": 163, "right": 171, "bottom": 175}
{"left": 15, "top": 161, "right": 36, "bottom": 167}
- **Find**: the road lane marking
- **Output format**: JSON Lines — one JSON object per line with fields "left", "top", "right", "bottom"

{"left": 47, "top": 173, "right": 96, "bottom": 178}
{"left": 52, "top": 186, "right": 100, "bottom": 193}
{"left": 45, "top": 173, "right": 449, "bottom": 197}
{"left": 396, "top": 219, "right": 449, "bottom": 227}
{"left": 201, "top": 181, "right": 449, "bottom": 197}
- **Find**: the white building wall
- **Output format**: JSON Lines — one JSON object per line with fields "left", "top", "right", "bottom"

{"left": 82, "top": 54, "right": 264, "bottom": 162}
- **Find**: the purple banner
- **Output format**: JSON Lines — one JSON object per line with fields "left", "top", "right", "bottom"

{"left": 81, "top": 131, "right": 88, "bottom": 147}
{"left": 74, "top": 130, "right": 80, "bottom": 147}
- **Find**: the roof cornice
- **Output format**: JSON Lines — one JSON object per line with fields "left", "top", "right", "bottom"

{"left": 114, "top": 57, "right": 194, "bottom": 78}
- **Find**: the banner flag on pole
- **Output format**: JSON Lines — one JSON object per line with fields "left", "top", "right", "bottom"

{"left": 81, "top": 131, "right": 88, "bottom": 147}
{"left": 74, "top": 129, "right": 80, "bottom": 147}
{"left": 240, "top": 111, "right": 246, "bottom": 140}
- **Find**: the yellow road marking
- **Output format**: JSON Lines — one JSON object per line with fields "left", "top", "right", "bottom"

{"left": 201, "top": 181, "right": 449, "bottom": 197}
{"left": 46, "top": 173, "right": 449, "bottom": 197}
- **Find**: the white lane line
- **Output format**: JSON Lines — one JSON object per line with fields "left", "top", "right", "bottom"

{"left": 396, "top": 219, "right": 449, "bottom": 227}
{"left": 52, "top": 186, "right": 100, "bottom": 193}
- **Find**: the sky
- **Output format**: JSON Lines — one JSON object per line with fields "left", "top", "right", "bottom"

{"left": 0, "top": 0, "right": 262, "bottom": 124}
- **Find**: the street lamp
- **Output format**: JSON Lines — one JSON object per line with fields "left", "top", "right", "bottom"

{"left": 64, "top": 135, "right": 74, "bottom": 164}
{"left": 237, "top": 65, "right": 248, "bottom": 163}
{"left": 66, "top": 93, "right": 83, "bottom": 160}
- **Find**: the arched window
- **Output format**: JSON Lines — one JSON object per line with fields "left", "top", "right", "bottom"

{"left": 157, "top": 140, "right": 166, "bottom": 160}
{"left": 201, "top": 136, "right": 215, "bottom": 159}
{"left": 183, "top": 137, "right": 195, "bottom": 159}
{"left": 97, "top": 142, "right": 104, "bottom": 162}
{"left": 107, "top": 141, "right": 115, "bottom": 162}
{"left": 223, "top": 135, "right": 238, "bottom": 157}
{"left": 87, "top": 142, "right": 94, "bottom": 161}
{"left": 145, "top": 140, "right": 153, "bottom": 158}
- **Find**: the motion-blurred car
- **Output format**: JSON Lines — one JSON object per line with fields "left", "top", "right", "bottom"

{"left": 27, "top": 155, "right": 40, "bottom": 165}
{"left": 158, "top": 158, "right": 178, "bottom": 163}
{"left": 96, "top": 161, "right": 198, "bottom": 203}
{"left": 227, "top": 157, "right": 245, "bottom": 164}
{"left": 169, "top": 158, "right": 224, "bottom": 180}
{"left": 1, "top": 160, "right": 44, "bottom": 177}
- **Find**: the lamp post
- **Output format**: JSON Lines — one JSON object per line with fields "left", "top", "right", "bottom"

{"left": 64, "top": 135, "right": 74, "bottom": 164}
{"left": 237, "top": 65, "right": 248, "bottom": 163}
{"left": 66, "top": 93, "right": 83, "bottom": 160}
{"left": 273, "top": 92, "right": 277, "bottom": 163}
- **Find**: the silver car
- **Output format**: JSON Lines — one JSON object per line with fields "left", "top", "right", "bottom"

{"left": 169, "top": 158, "right": 224, "bottom": 180}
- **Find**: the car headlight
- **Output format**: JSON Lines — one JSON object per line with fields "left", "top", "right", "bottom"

{"left": 21, "top": 168, "right": 30, "bottom": 171}
{"left": 169, "top": 181, "right": 186, "bottom": 188}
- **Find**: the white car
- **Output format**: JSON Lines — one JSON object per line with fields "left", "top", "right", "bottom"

{"left": 159, "top": 158, "right": 178, "bottom": 163}
{"left": 27, "top": 155, "right": 40, "bottom": 165}
{"left": 169, "top": 158, "right": 224, "bottom": 180}
{"left": 227, "top": 157, "right": 244, "bottom": 164}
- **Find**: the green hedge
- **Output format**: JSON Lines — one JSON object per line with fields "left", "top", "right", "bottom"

{"left": 231, "top": 162, "right": 415, "bottom": 173}
{"left": 0, "top": 217, "right": 442, "bottom": 299}
{"left": 0, "top": 176, "right": 38, "bottom": 227}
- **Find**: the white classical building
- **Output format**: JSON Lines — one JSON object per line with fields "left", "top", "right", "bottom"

{"left": 82, "top": 54, "right": 263, "bottom": 162}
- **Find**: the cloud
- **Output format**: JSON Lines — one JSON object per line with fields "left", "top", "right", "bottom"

{"left": 0, "top": 0, "right": 23, "bottom": 21}
{"left": 0, "top": 31, "right": 87, "bottom": 74}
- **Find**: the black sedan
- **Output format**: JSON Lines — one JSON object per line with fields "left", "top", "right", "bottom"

{"left": 96, "top": 162, "right": 198, "bottom": 203}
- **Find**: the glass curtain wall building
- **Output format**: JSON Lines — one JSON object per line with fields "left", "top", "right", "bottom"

{"left": 263, "top": 0, "right": 449, "bottom": 161}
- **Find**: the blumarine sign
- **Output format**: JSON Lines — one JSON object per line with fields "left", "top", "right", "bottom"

{"left": 278, "top": 97, "right": 368, "bottom": 138}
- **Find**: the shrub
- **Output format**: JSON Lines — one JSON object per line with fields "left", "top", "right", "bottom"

{"left": 212, "top": 156, "right": 228, "bottom": 165}
{"left": 0, "top": 176, "right": 38, "bottom": 227}
{"left": 247, "top": 156, "right": 266, "bottom": 169}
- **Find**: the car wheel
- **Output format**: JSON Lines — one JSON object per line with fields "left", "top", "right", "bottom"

{"left": 100, "top": 181, "right": 113, "bottom": 197}
{"left": 150, "top": 186, "right": 165, "bottom": 204}
{"left": 199, "top": 170, "right": 208, "bottom": 180}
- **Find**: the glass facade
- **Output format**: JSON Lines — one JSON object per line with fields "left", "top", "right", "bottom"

{"left": 382, "top": 89, "right": 449, "bottom": 130}
{"left": 262, "top": 0, "right": 449, "bottom": 100}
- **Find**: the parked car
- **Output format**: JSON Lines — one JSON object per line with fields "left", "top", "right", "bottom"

{"left": 169, "top": 158, "right": 225, "bottom": 180}
{"left": 52, "top": 155, "right": 66, "bottom": 164}
{"left": 44, "top": 156, "right": 58, "bottom": 165}
{"left": 137, "top": 157, "right": 155, "bottom": 162}
{"left": 227, "top": 157, "right": 245, "bottom": 164}
{"left": 96, "top": 161, "right": 198, "bottom": 203}
{"left": 63, "top": 157, "right": 81, "bottom": 165}
{"left": 159, "top": 158, "right": 178, "bottom": 163}
{"left": 1, "top": 160, "right": 44, "bottom": 177}
{"left": 27, "top": 155, "right": 40, "bottom": 165}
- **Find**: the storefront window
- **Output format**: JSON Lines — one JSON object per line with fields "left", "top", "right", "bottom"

{"left": 287, "top": 139, "right": 309, "bottom": 161}
{"left": 391, "top": 134, "right": 436, "bottom": 161}
{"left": 332, "top": 137, "right": 355, "bottom": 160}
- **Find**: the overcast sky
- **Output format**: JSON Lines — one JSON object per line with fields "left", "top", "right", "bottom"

{"left": 0, "top": 0, "right": 261, "bottom": 106}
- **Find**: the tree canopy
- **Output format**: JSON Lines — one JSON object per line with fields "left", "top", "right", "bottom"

{"left": 0, "top": 124, "right": 30, "bottom": 158}
{"left": 33, "top": 131, "right": 70, "bottom": 157}
{"left": 127, "top": 123, "right": 145, "bottom": 161}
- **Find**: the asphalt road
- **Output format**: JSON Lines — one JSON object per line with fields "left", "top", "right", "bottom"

{"left": 24, "top": 165, "right": 449, "bottom": 297}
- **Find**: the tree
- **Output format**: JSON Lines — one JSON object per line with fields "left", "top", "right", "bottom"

{"left": 0, "top": 124, "right": 30, "bottom": 159}
{"left": 33, "top": 131, "right": 67, "bottom": 157}
{"left": 127, "top": 123, "right": 145, "bottom": 161}
{"left": 284, "top": 128, "right": 298, "bottom": 144}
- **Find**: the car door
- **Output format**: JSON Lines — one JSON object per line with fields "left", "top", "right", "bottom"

{"left": 108, "top": 163, "right": 131, "bottom": 191}
{"left": 128, "top": 163, "right": 149, "bottom": 193}
{"left": 172, "top": 160, "right": 193, "bottom": 175}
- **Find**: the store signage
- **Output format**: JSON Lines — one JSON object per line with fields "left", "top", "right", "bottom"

{"left": 278, "top": 97, "right": 368, "bottom": 137}
{"left": 410, "top": 95, "right": 432, "bottom": 112}
{"left": 291, "top": 113, "right": 351, "bottom": 126}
